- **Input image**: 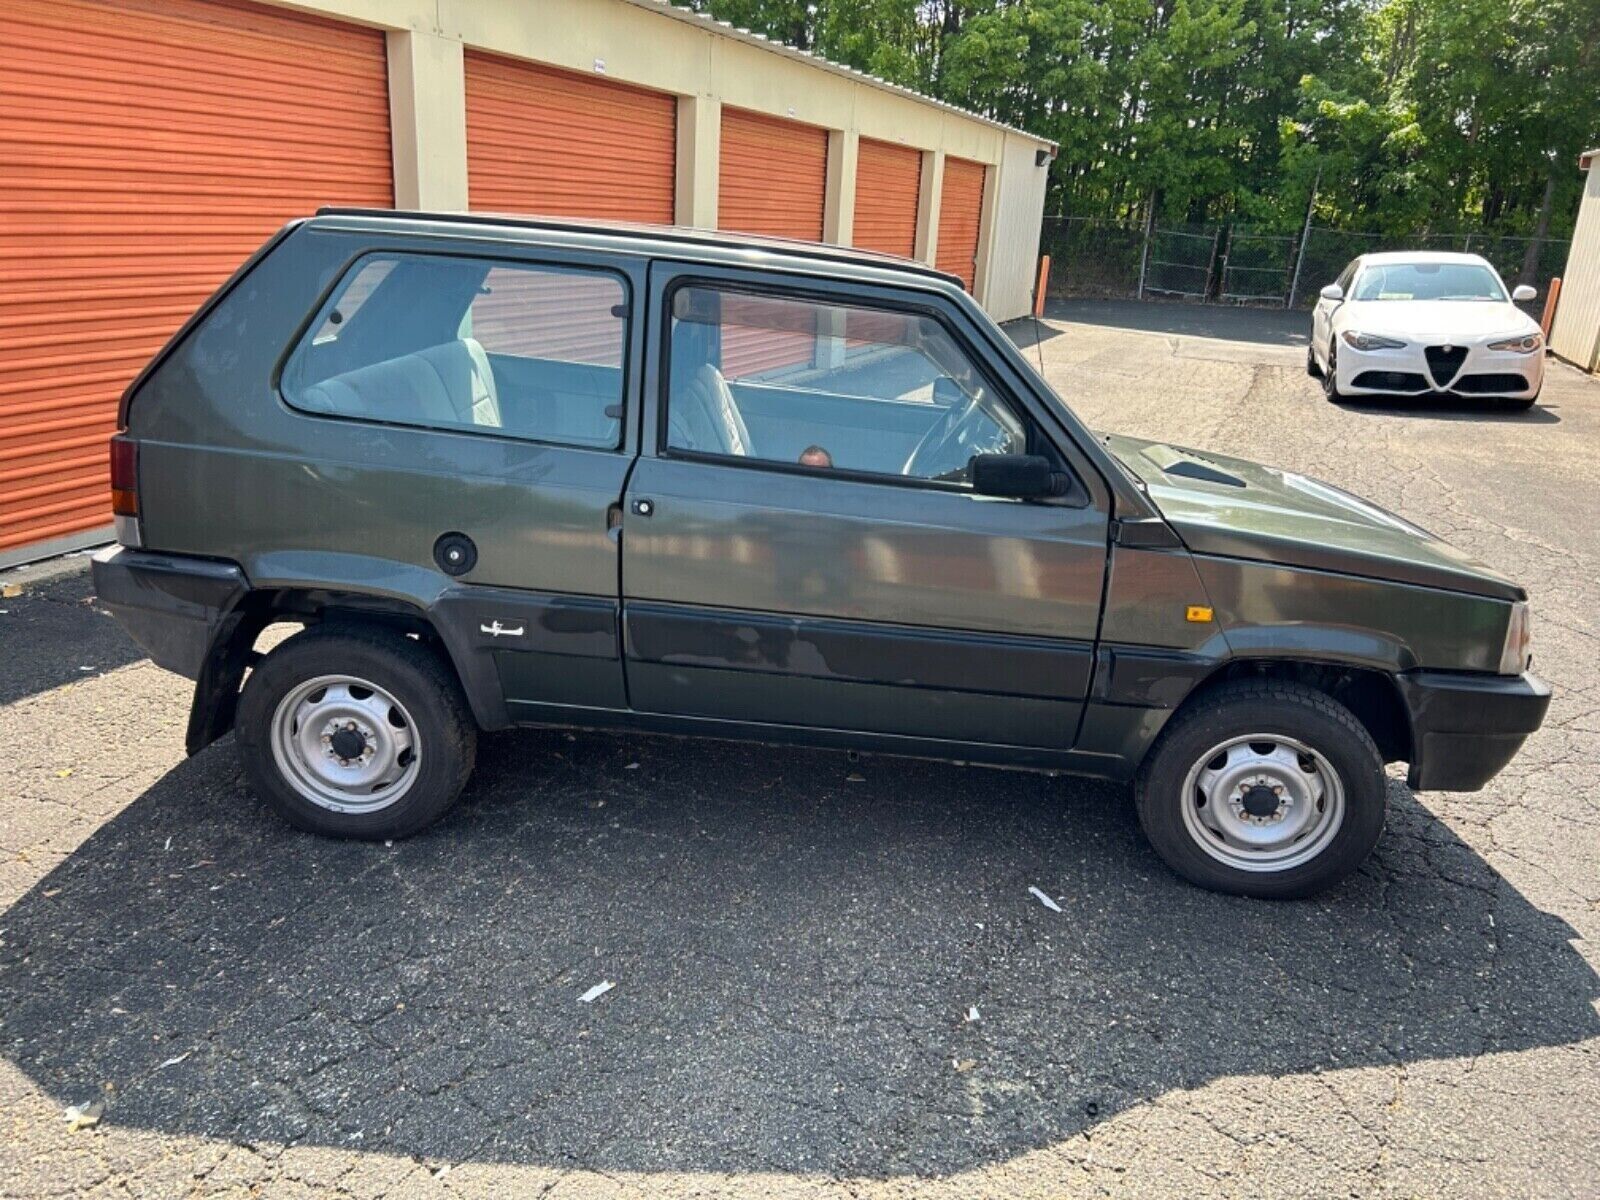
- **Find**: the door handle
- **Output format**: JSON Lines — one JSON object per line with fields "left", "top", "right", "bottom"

{"left": 631, "top": 498, "right": 655, "bottom": 517}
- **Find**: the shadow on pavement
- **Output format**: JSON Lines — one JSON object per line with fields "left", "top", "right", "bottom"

{"left": 1336, "top": 393, "right": 1561, "bottom": 424}
{"left": 2, "top": 726, "right": 1594, "bottom": 1177}
{"left": 0, "top": 565, "right": 147, "bottom": 707}
{"left": 1046, "top": 298, "right": 1312, "bottom": 348}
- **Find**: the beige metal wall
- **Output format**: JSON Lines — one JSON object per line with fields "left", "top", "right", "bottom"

{"left": 267, "top": 0, "right": 1054, "bottom": 318}
{"left": 1550, "top": 161, "right": 1600, "bottom": 372}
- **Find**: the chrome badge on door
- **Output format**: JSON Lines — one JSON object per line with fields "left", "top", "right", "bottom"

{"left": 479, "top": 620, "right": 525, "bottom": 639}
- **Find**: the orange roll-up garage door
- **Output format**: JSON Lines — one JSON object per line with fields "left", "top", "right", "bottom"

{"left": 936, "top": 156, "right": 987, "bottom": 291}
{"left": 465, "top": 53, "right": 677, "bottom": 223}
{"left": 1, "top": 0, "right": 393, "bottom": 563}
{"left": 717, "top": 108, "right": 828, "bottom": 377}
{"left": 718, "top": 108, "right": 828, "bottom": 241}
{"left": 853, "top": 139, "right": 922, "bottom": 259}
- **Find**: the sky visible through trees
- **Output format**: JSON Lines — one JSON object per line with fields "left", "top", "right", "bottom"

{"left": 676, "top": 0, "right": 1599, "bottom": 238}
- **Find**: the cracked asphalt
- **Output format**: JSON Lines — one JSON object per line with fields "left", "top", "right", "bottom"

{"left": 2, "top": 300, "right": 1597, "bottom": 1198}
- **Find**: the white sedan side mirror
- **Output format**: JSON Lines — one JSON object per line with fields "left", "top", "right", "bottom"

{"left": 1319, "top": 283, "right": 1344, "bottom": 302}
{"left": 1512, "top": 284, "right": 1538, "bottom": 302}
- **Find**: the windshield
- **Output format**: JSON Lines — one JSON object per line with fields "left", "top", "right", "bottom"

{"left": 1351, "top": 262, "right": 1506, "bottom": 302}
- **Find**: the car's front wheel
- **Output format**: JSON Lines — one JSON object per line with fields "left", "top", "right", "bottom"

{"left": 1306, "top": 343, "right": 1323, "bottom": 379}
{"left": 1134, "top": 680, "right": 1386, "bottom": 898}
{"left": 1321, "top": 346, "right": 1345, "bottom": 403}
{"left": 236, "top": 624, "right": 477, "bottom": 839}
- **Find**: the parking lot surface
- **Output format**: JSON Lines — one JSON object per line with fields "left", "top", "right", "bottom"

{"left": 2, "top": 302, "right": 1596, "bottom": 1198}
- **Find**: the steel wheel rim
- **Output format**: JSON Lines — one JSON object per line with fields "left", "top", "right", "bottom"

{"left": 270, "top": 674, "right": 420, "bottom": 813}
{"left": 1179, "top": 733, "right": 1345, "bottom": 873}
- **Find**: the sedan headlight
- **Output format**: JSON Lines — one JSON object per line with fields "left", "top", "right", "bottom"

{"left": 1340, "top": 330, "right": 1407, "bottom": 351}
{"left": 1488, "top": 332, "right": 1543, "bottom": 353}
{"left": 1499, "top": 601, "right": 1533, "bottom": 675}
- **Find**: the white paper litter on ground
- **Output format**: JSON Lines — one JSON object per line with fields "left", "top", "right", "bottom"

{"left": 966, "top": 1005, "right": 980, "bottom": 1022}
{"left": 1028, "top": 886, "right": 1062, "bottom": 913}
{"left": 578, "top": 980, "right": 615, "bottom": 1003}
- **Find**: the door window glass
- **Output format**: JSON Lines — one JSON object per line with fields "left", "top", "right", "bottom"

{"left": 665, "top": 286, "right": 1026, "bottom": 485}
{"left": 284, "top": 253, "right": 626, "bottom": 448}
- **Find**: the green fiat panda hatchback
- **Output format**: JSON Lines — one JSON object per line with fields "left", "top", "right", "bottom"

{"left": 93, "top": 210, "right": 1549, "bottom": 898}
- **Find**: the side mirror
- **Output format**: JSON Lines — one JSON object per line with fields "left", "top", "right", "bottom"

{"left": 1319, "top": 283, "right": 1344, "bottom": 302}
{"left": 970, "top": 453, "right": 1073, "bottom": 500}
{"left": 1512, "top": 284, "right": 1538, "bottom": 302}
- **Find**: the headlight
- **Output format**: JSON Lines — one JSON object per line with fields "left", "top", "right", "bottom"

{"left": 1340, "top": 330, "right": 1406, "bottom": 351}
{"left": 1499, "top": 601, "right": 1533, "bottom": 674}
{"left": 1488, "top": 333, "right": 1543, "bottom": 353}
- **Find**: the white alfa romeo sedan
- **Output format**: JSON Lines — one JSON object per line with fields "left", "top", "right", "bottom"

{"left": 1309, "top": 252, "right": 1545, "bottom": 408}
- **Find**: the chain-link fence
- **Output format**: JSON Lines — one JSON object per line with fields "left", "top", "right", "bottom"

{"left": 1037, "top": 217, "right": 1147, "bottom": 298}
{"left": 1040, "top": 215, "right": 1570, "bottom": 315}
{"left": 1220, "top": 227, "right": 1296, "bottom": 304}
{"left": 1142, "top": 223, "right": 1220, "bottom": 299}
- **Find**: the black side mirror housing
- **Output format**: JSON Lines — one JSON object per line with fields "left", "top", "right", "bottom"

{"left": 969, "top": 453, "right": 1073, "bottom": 500}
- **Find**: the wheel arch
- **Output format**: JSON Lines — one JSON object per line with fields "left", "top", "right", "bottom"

{"left": 186, "top": 585, "right": 500, "bottom": 755}
{"left": 1170, "top": 657, "right": 1412, "bottom": 766}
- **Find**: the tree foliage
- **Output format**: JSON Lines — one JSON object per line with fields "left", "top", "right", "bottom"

{"left": 674, "top": 0, "right": 1600, "bottom": 235}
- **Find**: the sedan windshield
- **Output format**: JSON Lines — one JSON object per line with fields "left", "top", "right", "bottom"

{"left": 1351, "top": 262, "right": 1506, "bottom": 302}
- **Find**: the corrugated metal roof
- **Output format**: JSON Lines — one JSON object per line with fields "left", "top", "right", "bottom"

{"left": 616, "top": 0, "right": 1057, "bottom": 149}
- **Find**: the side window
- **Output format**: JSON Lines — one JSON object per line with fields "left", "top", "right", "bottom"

{"left": 283, "top": 253, "right": 626, "bottom": 449}
{"left": 1336, "top": 261, "right": 1359, "bottom": 293}
{"left": 665, "top": 286, "right": 1027, "bottom": 486}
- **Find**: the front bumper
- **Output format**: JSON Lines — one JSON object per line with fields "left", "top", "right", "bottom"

{"left": 91, "top": 545, "right": 247, "bottom": 679}
{"left": 1335, "top": 341, "right": 1544, "bottom": 399}
{"left": 1398, "top": 669, "right": 1550, "bottom": 791}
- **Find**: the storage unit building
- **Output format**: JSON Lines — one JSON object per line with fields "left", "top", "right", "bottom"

{"left": 1550, "top": 150, "right": 1600, "bottom": 373}
{"left": 0, "top": 0, "right": 1054, "bottom": 567}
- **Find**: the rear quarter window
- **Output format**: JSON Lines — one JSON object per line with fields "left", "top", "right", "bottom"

{"left": 282, "top": 251, "right": 627, "bottom": 449}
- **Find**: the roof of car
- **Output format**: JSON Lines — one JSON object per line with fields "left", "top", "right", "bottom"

{"left": 311, "top": 208, "right": 968, "bottom": 289}
{"left": 1357, "top": 250, "right": 1494, "bottom": 267}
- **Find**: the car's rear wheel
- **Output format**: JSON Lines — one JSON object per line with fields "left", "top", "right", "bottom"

{"left": 236, "top": 624, "right": 477, "bottom": 839}
{"left": 1134, "top": 680, "right": 1386, "bottom": 898}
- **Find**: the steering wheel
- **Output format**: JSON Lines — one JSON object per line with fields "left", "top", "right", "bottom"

{"left": 903, "top": 389, "right": 980, "bottom": 480}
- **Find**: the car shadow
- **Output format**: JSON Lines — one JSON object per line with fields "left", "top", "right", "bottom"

{"left": 1336, "top": 392, "right": 1561, "bottom": 424}
{"left": 1045, "top": 298, "right": 1311, "bottom": 348}
{"left": 1, "top": 729, "right": 1594, "bottom": 1177}
{"left": 0, "top": 565, "right": 148, "bottom": 707}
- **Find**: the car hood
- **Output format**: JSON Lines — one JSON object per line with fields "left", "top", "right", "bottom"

{"left": 1103, "top": 434, "right": 1524, "bottom": 601}
{"left": 1336, "top": 299, "right": 1537, "bottom": 341}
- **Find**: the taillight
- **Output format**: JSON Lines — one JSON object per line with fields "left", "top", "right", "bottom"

{"left": 109, "top": 434, "right": 143, "bottom": 547}
{"left": 109, "top": 435, "right": 138, "bottom": 516}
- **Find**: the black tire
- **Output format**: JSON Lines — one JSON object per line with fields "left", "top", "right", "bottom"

{"left": 1134, "top": 680, "right": 1386, "bottom": 899}
{"left": 1306, "top": 344, "right": 1323, "bottom": 379}
{"left": 1321, "top": 347, "right": 1345, "bottom": 402}
{"left": 235, "top": 624, "right": 477, "bottom": 839}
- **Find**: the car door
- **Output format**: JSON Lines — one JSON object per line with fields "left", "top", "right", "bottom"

{"left": 618, "top": 266, "right": 1112, "bottom": 753}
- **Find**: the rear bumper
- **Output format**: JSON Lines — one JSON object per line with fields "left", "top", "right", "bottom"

{"left": 90, "top": 545, "right": 247, "bottom": 679}
{"left": 1398, "top": 669, "right": 1550, "bottom": 791}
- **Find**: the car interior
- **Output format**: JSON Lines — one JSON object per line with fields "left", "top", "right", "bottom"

{"left": 283, "top": 255, "right": 1031, "bottom": 483}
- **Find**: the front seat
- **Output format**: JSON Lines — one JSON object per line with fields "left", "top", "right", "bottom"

{"left": 668, "top": 363, "right": 752, "bottom": 457}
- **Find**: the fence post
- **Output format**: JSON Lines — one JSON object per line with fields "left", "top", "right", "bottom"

{"left": 1286, "top": 168, "right": 1321, "bottom": 309}
{"left": 1202, "top": 226, "right": 1222, "bottom": 301}
{"left": 1137, "top": 191, "right": 1155, "bottom": 301}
